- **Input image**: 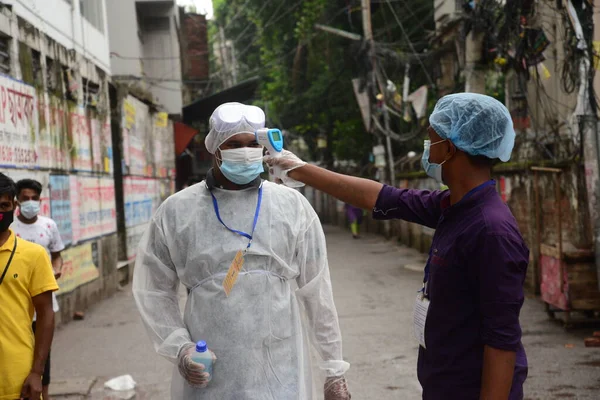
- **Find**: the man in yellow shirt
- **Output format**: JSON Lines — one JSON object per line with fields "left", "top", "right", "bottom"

{"left": 0, "top": 173, "right": 58, "bottom": 400}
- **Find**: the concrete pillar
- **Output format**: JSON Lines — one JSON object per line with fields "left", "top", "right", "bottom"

{"left": 464, "top": 31, "right": 486, "bottom": 94}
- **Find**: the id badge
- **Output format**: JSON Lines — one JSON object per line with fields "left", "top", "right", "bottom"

{"left": 413, "top": 292, "right": 430, "bottom": 349}
{"left": 222, "top": 251, "right": 245, "bottom": 297}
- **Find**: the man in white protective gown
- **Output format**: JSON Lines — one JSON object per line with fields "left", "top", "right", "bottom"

{"left": 132, "top": 102, "right": 351, "bottom": 400}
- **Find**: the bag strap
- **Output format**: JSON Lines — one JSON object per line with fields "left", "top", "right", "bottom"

{"left": 0, "top": 236, "right": 18, "bottom": 285}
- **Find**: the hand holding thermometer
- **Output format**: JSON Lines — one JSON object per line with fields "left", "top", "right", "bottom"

{"left": 256, "top": 128, "right": 284, "bottom": 179}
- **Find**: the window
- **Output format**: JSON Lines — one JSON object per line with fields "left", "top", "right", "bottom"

{"left": 142, "top": 17, "right": 170, "bottom": 32}
{"left": 32, "top": 50, "right": 43, "bottom": 87}
{"left": 0, "top": 36, "right": 10, "bottom": 75}
{"left": 82, "top": 78, "right": 100, "bottom": 108}
{"left": 46, "top": 57, "right": 63, "bottom": 95}
{"left": 80, "top": 0, "right": 105, "bottom": 33}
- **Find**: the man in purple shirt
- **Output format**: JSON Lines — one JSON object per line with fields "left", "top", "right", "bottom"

{"left": 265, "top": 93, "right": 528, "bottom": 399}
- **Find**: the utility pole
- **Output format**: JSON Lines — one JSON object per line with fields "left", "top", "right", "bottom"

{"left": 402, "top": 63, "right": 411, "bottom": 119}
{"left": 464, "top": 0, "right": 485, "bottom": 93}
{"left": 229, "top": 40, "right": 238, "bottom": 86}
{"left": 361, "top": 0, "right": 373, "bottom": 42}
{"left": 565, "top": 0, "right": 600, "bottom": 289}
{"left": 383, "top": 107, "right": 395, "bottom": 187}
{"left": 465, "top": 30, "right": 486, "bottom": 93}
{"left": 218, "top": 25, "right": 230, "bottom": 88}
{"left": 362, "top": 0, "right": 387, "bottom": 185}
{"left": 362, "top": 0, "right": 392, "bottom": 237}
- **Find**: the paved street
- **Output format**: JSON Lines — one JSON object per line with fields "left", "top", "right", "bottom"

{"left": 51, "top": 226, "right": 600, "bottom": 399}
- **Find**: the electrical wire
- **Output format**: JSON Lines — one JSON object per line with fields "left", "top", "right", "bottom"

{"left": 384, "top": 0, "right": 435, "bottom": 88}
{"left": 233, "top": 0, "right": 304, "bottom": 62}
{"left": 230, "top": 0, "right": 278, "bottom": 46}
{"left": 207, "top": 0, "right": 301, "bottom": 83}
{"left": 216, "top": 4, "right": 350, "bottom": 81}
{"left": 110, "top": 52, "right": 210, "bottom": 60}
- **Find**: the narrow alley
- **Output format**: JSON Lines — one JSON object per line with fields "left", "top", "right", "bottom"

{"left": 49, "top": 226, "right": 600, "bottom": 400}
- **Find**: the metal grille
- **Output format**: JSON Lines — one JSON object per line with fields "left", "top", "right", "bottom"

{"left": 32, "top": 50, "right": 42, "bottom": 86}
{"left": 46, "top": 58, "right": 63, "bottom": 95}
{"left": 83, "top": 78, "right": 100, "bottom": 108}
{"left": 0, "top": 36, "right": 11, "bottom": 75}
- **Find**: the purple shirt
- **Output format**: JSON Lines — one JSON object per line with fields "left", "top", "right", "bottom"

{"left": 373, "top": 181, "right": 528, "bottom": 400}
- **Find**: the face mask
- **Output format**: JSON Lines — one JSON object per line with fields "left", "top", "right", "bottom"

{"left": 0, "top": 210, "right": 14, "bottom": 232}
{"left": 20, "top": 200, "right": 40, "bottom": 219}
{"left": 421, "top": 139, "right": 448, "bottom": 183}
{"left": 218, "top": 147, "right": 265, "bottom": 185}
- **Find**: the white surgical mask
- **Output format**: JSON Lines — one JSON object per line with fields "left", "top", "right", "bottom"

{"left": 421, "top": 139, "right": 448, "bottom": 183}
{"left": 20, "top": 200, "right": 41, "bottom": 219}
{"left": 218, "top": 147, "right": 265, "bottom": 185}
{"left": 219, "top": 147, "right": 264, "bottom": 164}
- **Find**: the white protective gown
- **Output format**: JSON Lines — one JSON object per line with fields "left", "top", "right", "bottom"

{"left": 133, "top": 179, "right": 349, "bottom": 399}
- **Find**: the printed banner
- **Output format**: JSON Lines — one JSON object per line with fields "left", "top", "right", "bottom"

{"left": 124, "top": 176, "right": 159, "bottom": 228}
{"left": 152, "top": 119, "right": 175, "bottom": 178}
{"left": 49, "top": 175, "right": 72, "bottom": 246}
{"left": 99, "top": 177, "right": 117, "bottom": 235}
{"left": 56, "top": 242, "right": 99, "bottom": 295}
{"left": 71, "top": 106, "right": 93, "bottom": 172}
{"left": 102, "top": 119, "right": 113, "bottom": 174}
{"left": 122, "top": 96, "right": 150, "bottom": 176}
{"left": 69, "top": 175, "right": 81, "bottom": 243}
{"left": 126, "top": 223, "right": 148, "bottom": 261}
{"left": 38, "top": 94, "right": 69, "bottom": 170}
{"left": 52, "top": 175, "right": 116, "bottom": 245}
{"left": 0, "top": 75, "right": 39, "bottom": 168}
{"left": 91, "top": 117, "right": 102, "bottom": 172}
{"left": 155, "top": 112, "right": 168, "bottom": 128}
{"left": 79, "top": 176, "right": 102, "bottom": 240}
{"left": 123, "top": 176, "right": 174, "bottom": 260}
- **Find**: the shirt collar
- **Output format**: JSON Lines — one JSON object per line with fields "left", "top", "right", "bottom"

{"left": 441, "top": 180, "right": 497, "bottom": 212}
{"left": 204, "top": 168, "right": 262, "bottom": 191}
{"left": 0, "top": 230, "right": 18, "bottom": 253}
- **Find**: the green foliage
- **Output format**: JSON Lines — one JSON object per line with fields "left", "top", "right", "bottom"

{"left": 210, "top": 0, "right": 435, "bottom": 168}
{"left": 485, "top": 71, "right": 506, "bottom": 104}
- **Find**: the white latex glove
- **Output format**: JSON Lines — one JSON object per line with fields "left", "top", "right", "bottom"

{"left": 324, "top": 376, "right": 351, "bottom": 400}
{"left": 177, "top": 343, "right": 217, "bottom": 388}
{"left": 263, "top": 149, "right": 307, "bottom": 187}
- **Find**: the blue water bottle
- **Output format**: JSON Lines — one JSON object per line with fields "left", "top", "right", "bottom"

{"left": 190, "top": 340, "right": 213, "bottom": 382}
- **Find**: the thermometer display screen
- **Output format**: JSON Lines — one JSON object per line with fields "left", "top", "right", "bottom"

{"left": 271, "top": 131, "right": 281, "bottom": 141}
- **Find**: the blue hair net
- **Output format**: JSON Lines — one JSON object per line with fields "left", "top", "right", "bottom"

{"left": 429, "top": 93, "right": 515, "bottom": 162}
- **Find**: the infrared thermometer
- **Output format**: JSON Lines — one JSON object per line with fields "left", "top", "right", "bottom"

{"left": 256, "top": 128, "right": 303, "bottom": 187}
{"left": 256, "top": 128, "right": 284, "bottom": 181}
{"left": 256, "top": 128, "right": 284, "bottom": 155}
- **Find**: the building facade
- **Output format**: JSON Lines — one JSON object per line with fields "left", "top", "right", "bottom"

{"left": 0, "top": 0, "right": 176, "bottom": 324}
{"left": 106, "top": 0, "right": 183, "bottom": 116}
{"left": 180, "top": 10, "right": 209, "bottom": 105}
{"left": 0, "top": 0, "right": 115, "bottom": 324}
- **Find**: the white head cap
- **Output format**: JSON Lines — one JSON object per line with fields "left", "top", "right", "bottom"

{"left": 205, "top": 102, "right": 266, "bottom": 154}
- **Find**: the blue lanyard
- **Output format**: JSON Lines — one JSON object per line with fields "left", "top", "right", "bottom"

{"left": 422, "top": 180, "right": 496, "bottom": 295}
{"left": 210, "top": 185, "right": 263, "bottom": 250}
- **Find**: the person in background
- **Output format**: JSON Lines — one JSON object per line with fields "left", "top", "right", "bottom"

{"left": 12, "top": 179, "right": 65, "bottom": 400}
{"left": 266, "top": 93, "right": 528, "bottom": 400}
{"left": 344, "top": 203, "right": 364, "bottom": 239}
{"left": 133, "top": 102, "right": 351, "bottom": 400}
{"left": 0, "top": 173, "right": 58, "bottom": 400}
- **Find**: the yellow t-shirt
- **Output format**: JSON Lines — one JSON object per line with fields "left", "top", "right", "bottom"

{"left": 0, "top": 230, "right": 58, "bottom": 400}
